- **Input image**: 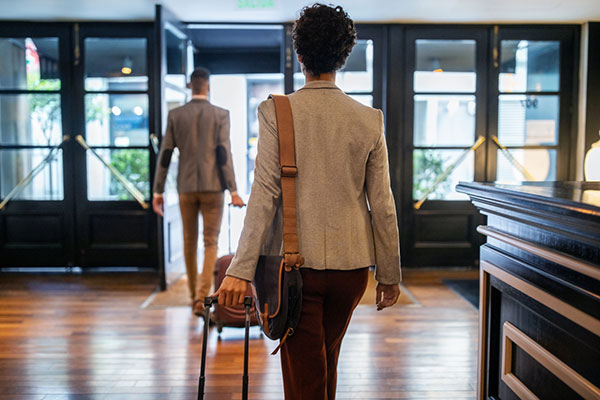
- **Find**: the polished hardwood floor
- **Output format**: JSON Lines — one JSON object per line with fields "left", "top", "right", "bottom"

{"left": 0, "top": 269, "right": 478, "bottom": 399}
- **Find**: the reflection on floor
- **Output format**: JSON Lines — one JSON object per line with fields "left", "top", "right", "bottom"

{"left": 0, "top": 268, "right": 478, "bottom": 399}
{"left": 145, "top": 270, "right": 416, "bottom": 309}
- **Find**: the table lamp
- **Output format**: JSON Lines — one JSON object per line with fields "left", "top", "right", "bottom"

{"left": 584, "top": 130, "right": 600, "bottom": 181}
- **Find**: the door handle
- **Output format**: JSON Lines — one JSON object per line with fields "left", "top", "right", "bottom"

{"left": 0, "top": 135, "right": 70, "bottom": 211}
{"left": 75, "top": 135, "right": 149, "bottom": 210}
{"left": 150, "top": 133, "right": 159, "bottom": 154}
{"left": 491, "top": 136, "right": 535, "bottom": 181}
{"left": 414, "top": 136, "right": 486, "bottom": 210}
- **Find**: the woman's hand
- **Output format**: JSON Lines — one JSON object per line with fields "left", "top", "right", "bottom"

{"left": 212, "top": 276, "right": 249, "bottom": 307}
{"left": 376, "top": 283, "right": 400, "bottom": 311}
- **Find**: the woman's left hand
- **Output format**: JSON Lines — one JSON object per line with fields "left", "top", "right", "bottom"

{"left": 212, "top": 276, "right": 249, "bottom": 307}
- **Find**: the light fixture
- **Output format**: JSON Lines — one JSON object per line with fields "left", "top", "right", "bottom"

{"left": 121, "top": 57, "right": 133, "bottom": 75}
{"left": 584, "top": 130, "right": 600, "bottom": 181}
{"left": 432, "top": 57, "right": 443, "bottom": 73}
{"left": 111, "top": 106, "right": 121, "bottom": 116}
{"left": 133, "top": 106, "right": 143, "bottom": 116}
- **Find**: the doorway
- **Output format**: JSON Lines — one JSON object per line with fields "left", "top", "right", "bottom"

{"left": 0, "top": 22, "right": 159, "bottom": 269}
{"left": 394, "top": 25, "right": 579, "bottom": 267}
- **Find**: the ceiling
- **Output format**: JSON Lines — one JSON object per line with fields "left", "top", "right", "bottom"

{"left": 1, "top": 0, "right": 599, "bottom": 23}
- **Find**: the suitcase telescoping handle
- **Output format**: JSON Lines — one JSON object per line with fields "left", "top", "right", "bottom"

{"left": 198, "top": 296, "right": 252, "bottom": 400}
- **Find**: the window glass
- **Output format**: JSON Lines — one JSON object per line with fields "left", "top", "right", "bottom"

{"left": 86, "top": 149, "right": 149, "bottom": 200}
{"left": 496, "top": 149, "right": 557, "bottom": 182}
{"left": 414, "top": 95, "right": 476, "bottom": 147}
{"left": 414, "top": 40, "right": 476, "bottom": 93}
{"left": 413, "top": 149, "right": 473, "bottom": 200}
{"left": 350, "top": 95, "right": 373, "bottom": 107}
{"left": 85, "top": 94, "right": 149, "bottom": 146}
{"left": 211, "top": 74, "right": 284, "bottom": 195}
{"left": 294, "top": 39, "right": 373, "bottom": 93}
{"left": 0, "top": 94, "right": 62, "bottom": 145}
{"left": 499, "top": 40, "right": 560, "bottom": 93}
{"left": 0, "top": 149, "right": 63, "bottom": 200}
{"left": 84, "top": 38, "right": 148, "bottom": 91}
{"left": 498, "top": 94, "right": 559, "bottom": 146}
{"left": 0, "top": 38, "right": 60, "bottom": 90}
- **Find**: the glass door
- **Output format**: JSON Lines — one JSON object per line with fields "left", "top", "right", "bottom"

{"left": 155, "top": 4, "right": 194, "bottom": 288}
{"left": 73, "top": 23, "right": 158, "bottom": 267}
{"left": 403, "top": 27, "right": 488, "bottom": 267}
{"left": 488, "top": 26, "right": 577, "bottom": 182}
{"left": 0, "top": 24, "right": 74, "bottom": 267}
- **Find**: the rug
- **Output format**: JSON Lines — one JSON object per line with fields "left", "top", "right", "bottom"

{"left": 144, "top": 271, "right": 416, "bottom": 309}
{"left": 442, "top": 279, "right": 479, "bottom": 308}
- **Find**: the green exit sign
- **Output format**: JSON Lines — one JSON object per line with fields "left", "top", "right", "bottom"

{"left": 237, "top": 0, "right": 274, "bottom": 9}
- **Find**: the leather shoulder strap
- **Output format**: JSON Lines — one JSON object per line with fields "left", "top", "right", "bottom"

{"left": 270, "top": 94, "right": 304, "bottom": 268}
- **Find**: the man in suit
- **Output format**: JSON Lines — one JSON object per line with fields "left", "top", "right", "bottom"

{"left": 152, "top": 67, "right": 245, "bottom": 315}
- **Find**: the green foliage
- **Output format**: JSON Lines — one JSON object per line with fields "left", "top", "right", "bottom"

{"left": 85, "top": 94, "right": 109, "bottom": 125}
{"left": 413, "top": 150, "right": 450, "bottom": 200}
{"left": 28, "top": 79, "right": 61, "bottom": 145}
{"left": 109, "top": 150, "right": 150, "bottom": 200}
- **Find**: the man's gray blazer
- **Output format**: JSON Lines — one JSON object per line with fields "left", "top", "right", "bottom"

{"left": 153, "top": 99, "right": 237, "bottom": 194}
{"left": 226, "top": 80, "right": 401, "bottom": 285}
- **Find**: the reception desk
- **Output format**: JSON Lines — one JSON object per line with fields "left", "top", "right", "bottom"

{"left": 456, "top": 182, "right": 600, "bottom": 400}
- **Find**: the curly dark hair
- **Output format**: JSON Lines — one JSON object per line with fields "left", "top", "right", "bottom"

{"left": 292, "top": 4, "right": 357, "bottom": 76}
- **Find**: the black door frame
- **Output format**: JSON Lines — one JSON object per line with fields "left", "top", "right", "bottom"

{"left": 0, "top": 23, "right": 75, "bottom": 267}
{"left": 387, "top": 23, "right": 579, "bottom": 267}
{"left": 0, "top": 21, "right": 160, "bottom": 270}
{"left": 397, "top": 25, "right": 490, "bottom": 267}
{"left": 73, "top": 22, "right": 158, "bottom": 268}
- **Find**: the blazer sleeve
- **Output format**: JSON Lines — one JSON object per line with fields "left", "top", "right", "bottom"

{"left": 217, "top": 110, "right": 238, "bottom": 193}
{"left": 225, "top": 99, "right": 281, "bottom": 281}
{"left": 366, "top": 110, "right": 402, "bottom": 285}
{"left": 153, "top": 111, "right": 176, "bottom": 194}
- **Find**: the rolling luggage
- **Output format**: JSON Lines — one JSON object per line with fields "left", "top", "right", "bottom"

{"left": 211, "top": 205, "right": 259, "bottom": 332}
{"left": 198, "top": 296, "right": 252, "bottom": 400}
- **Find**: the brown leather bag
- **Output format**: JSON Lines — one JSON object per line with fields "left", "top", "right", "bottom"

{"left": 252, "top": 94, "right": 304, "bottom": 354}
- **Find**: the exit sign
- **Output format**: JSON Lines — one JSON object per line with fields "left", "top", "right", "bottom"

{"left": 237, "top": 0, "right": 274, "bottom": 9}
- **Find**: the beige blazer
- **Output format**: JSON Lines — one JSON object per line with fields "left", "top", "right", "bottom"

{"left": 153, "top": 99, "right": 237, "bottom": 194}
{"left": 226, "top": 80, "right": 401, "bottom": 285}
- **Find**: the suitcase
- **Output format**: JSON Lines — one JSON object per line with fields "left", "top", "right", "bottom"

{"left": 199, "top": 296, "right": 252, "bottom": 400}
{"left": 211, "top": 205, "right": 259, "bottom": 332}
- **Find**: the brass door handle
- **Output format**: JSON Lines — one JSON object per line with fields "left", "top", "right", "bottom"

{"left": 75, "top": 135, "right": 149, "bottom": 210}
{"left": 414, "top": 136, "right": 486, "bottom": 210}
{"left": 0, "top": 135, "right": 69, "bottom": 211}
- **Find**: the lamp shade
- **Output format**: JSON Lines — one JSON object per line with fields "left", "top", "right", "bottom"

{"left": 584, "top": 131, "right": 600, "bottom": 181}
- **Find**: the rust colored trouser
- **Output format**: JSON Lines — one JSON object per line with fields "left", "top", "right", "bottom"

{"left": 280, "top": 267, "right": 369, "bottom": 400}
{"left": 179, "top": 192, "right": 224, "bottom": 302}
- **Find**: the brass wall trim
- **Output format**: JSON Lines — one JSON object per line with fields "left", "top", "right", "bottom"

{"left": 482, "top": 261, "right": 600, "bottom": 337}
{"left": 478, "top": 225, "right": 600, "bottom": 282}
{"left": 502, "top": 321, "right": 600, "bottom": 400}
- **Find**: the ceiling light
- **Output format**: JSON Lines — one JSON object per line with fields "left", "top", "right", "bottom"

{"left": 133, "top": 106, "right": 143, "bottom": 116}
{"left": 111, "top": 106, "right": 121, "bottom": 116}
{"left": 431, "top": 57, "right": 443, "bottom": 73}
{"left": 121, "top": 57, "right": 133, "bottom": 75}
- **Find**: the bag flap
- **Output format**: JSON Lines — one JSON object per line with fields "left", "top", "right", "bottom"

{"left": 253, "top": 255, "right": 284, "bottom": 317}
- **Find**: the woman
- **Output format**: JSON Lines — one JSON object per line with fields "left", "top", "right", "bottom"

{"left": 214, "top": 4, "right": 402, "bottom": 399}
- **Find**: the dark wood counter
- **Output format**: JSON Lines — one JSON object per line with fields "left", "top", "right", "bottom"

{"left": 456, "top": 181, "right": 600, "bottom": 400}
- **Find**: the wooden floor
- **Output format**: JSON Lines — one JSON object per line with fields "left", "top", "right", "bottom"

{"left": 0, "top": 269, "right": 479, "bottom": 400}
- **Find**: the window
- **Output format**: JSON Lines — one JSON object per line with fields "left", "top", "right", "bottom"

{"left": 293, "top": 39, "right": 374, "bottom": 106}
{"left": 0, "top": 37, "right": 64, "bottom": 201}
{"left": 412, "top": 39, "right": 477, "bottom": 201}
{"left": 83, "top": 37, "right": 150, "bottom": 201}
